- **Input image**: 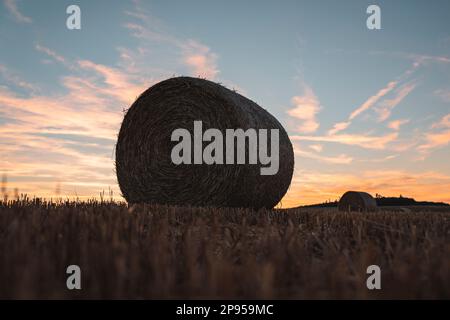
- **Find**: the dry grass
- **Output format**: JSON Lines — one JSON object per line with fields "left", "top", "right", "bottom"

{"left": 0, "top": 197, "right": 448, "bottom": 299}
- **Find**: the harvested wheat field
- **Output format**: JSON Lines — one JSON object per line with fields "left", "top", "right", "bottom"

{"left": 0, "top": 198, "right": 448, "bottom": 299}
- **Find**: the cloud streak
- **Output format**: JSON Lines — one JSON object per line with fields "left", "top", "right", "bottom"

{"left": 350, "top": 81, "right": 398, "bottom": 120}
{"left": 388, "top": 119, "right": 410, "bottom": 131}
{"left": 35, "top": 44, "right": 67, "bottom": 65}
{"left": 327, "top": 80, "right": 397, "bottom": 135}
{"left": 434, "top": 89, "right": 450, "bottom": 103}
{"left": 328, "top": 58, "right": 422, "bottom": 135}
{"left": 417, "top": 130, "right": 450, "bottom": 151}
{"left": 375, "top": 81, "right": 417, "bottom": 122}
{"left": 4, "top": 0, "right": 32, "bottom": 24}
{"left": 291, "top": 132, "right": 398, "bottom": 150}
{"left": 0, "top": 64, "right": 38, "bottom": 92}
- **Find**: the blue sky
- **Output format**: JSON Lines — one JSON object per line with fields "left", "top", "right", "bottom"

{"left": 0, "top": 0, "right": 449, "bottom": 206}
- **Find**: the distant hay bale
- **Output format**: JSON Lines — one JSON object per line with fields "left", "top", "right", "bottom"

{"left": 338, "top": 191, "right": 377, "bottom": 212}
{"left": 115, "top": 77, "right": 294, "bottom": 209}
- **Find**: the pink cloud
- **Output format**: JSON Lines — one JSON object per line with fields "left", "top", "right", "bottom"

{"left": 432, "top": 114, "right": 450, "bottom": 129}
{"left": 182, "top": 40, "right": 219, "bottom": 80}
{"left": 287, "top": 86, "right": 321, "bottom": 133}
{"left": 77, "top": 60, "right": 149, "bottom": 103}
{"left": 388, "top": 119, "right": 410, "bottom": 131}
{"left": 416, "top": 114, "right": 450, "bottom": 153}
{"left": 418, "top": 130, "right": 450, "bottom": 151}
{"left": 328, "top": 121, "right": 350, "bottom": 135}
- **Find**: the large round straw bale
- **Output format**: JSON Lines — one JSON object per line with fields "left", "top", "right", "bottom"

{"left": 115, "top": 77, "right": 294, "bottom": 209}
{"left": 338, "top": 191, "right": 377, "bottom": 212}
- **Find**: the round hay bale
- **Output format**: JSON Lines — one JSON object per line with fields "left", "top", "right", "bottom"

{"left": 338, "top": 191, "right": 377, "bottom": 212}
{"left": 115, "top": 77, "right": 294, "bottom": 209}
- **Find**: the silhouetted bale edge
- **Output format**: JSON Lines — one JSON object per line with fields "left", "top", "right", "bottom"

{"left": 115, "top": 77, "right": 294, "bottom": 209}
{"left": 338, "top": 191, "right": 377, "bottom": 212}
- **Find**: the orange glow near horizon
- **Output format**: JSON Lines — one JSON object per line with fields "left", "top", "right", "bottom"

{"left": 2, "top": 168, "right": 450, "bottom": 208}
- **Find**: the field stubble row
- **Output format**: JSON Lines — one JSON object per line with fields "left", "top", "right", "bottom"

{"left": 0, "top": 198, "right": 448, "bottom": 299}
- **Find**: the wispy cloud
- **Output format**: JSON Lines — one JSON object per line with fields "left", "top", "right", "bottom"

{"left": 0, "top": 64, "right": 38, "bottom": 92}
{"left": 77, "top": 60, "right": 148, "bottom": 104}
{"left": 371, "top": 51, "right": 450, "bottom": 66}
{"left": 328, "top": 58, "right": 422, "bottom": 135}
{"left": 287, "top": 85, "right": 321, "bottom": 133}
{"left": 417, "top": 130, "right": 450, "bottom": 152}
{"left": 35, "top": 44, "right": 67, "bottom": 65}
{"left": 417, "top": 114, "right": 450, "bottom": 153}
{"left": 388, "top": 119, "right": 410, "bottom": 131}
{"left": 408, "top": 53, "right": 450, "bottom": 65}
{"left": 294, "top": 148, "right": 353, "bottom": 165}
{"left": 375, "top": 81, "right": 417, "bottom": 122}
{"left": 350, "top": 81, "right": 398, "bottom": 120}
{"left": 431, "top": 114, "right": 450, "bottom": 129}
{"left": 434, "top": 89, "right": 450, "bottom": 103}
{"left": 290, "top": 132, "right": 398, "bottom": 150}
{"left": 123, "top": 2, "right": 220, "bottom": 80}
{"left": 4, "top": 0, "right": 32, "bottom": 24}
{"left": 182, "top": 40, "right": 219, "bottom": 79}
{"left": 308, "top": 144, "right": 323, "bottom": 153}
{"left": 328, "top": 121, "right": 350, "bottom": 135}
{"left": 327, "top": 80, "right": 398, "bottom": 135}
{"left": 358, "top": 154, "right": 399, "bottom": 163}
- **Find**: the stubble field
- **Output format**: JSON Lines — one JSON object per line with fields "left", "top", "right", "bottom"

{"left": 0, "top": 198, "right": 448, "bottom": 299}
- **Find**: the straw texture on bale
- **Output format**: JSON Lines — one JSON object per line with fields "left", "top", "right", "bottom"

{"left": 115, "top": 77, "right": 294, "bottom": 209}
{"left": 338, "top": 191, "right": 378, "bottom": 212}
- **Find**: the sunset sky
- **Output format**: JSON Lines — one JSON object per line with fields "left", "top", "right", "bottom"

{"left": 1, "top": 0, "right": 450, "bottom": 207}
